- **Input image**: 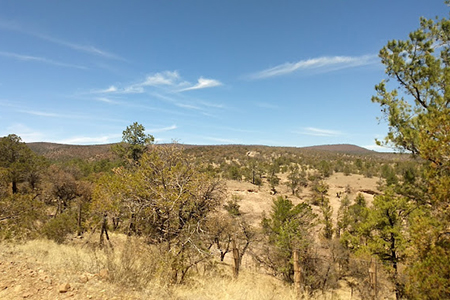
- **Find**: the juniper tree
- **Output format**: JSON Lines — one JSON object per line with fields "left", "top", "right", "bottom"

{"left": 112, "top": 122, "right": 154, "bottom": 164}
{"left": 261, "top": 196, "right": 316, "bottom": 283}
{"left": 0, "top": 134, "right": 40, "bottom": 194}
{"left": 367, "top": 189, "right": 412, "bottom": 299}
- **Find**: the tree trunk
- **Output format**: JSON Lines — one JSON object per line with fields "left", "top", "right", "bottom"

{"left": 12, "top": 180, "right": 17, "bottom": 194}
{"left": 77, "top": 200, "right": 83, "bottom": 236}
{"left": 112, "top": 217, "right": 120, "bottom": 230}
{"left": 369, "top": 258, "right": 378, "bottom": 300}
{"left": 100, "top": 213, "right": 110, "bottom": 247}
{"left": 128, "top": 213, "right": 136, "bottom": 236}
{"left": 293, "top": 249, "right": 302, "bottom": 293}
{"left": 232, "top": 238, "right": 240, "bottom": 278}
{"left": 390, "top": 232, "right": 400, "bottom": 300}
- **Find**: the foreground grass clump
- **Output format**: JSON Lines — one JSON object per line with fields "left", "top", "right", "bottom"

{"left": 11, "top": 238, "right": 107, "bottom": 276}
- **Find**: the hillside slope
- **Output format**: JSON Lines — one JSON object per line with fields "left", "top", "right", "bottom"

{"left": 27, "top": 142, "right": 115, "bottom": 161}
{"left": 26, "top": 142, "right": 377, "bottom": 161}
{"left": 299, "top": 144, "right": 375, "bottom": 154}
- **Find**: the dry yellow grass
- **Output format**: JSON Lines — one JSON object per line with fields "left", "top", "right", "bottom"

{"left": 0, "top": 237, "right": 356, "bottom": 299}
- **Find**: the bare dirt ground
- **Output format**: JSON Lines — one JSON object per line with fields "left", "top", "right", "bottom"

{"left": 226, "top": 172, "right": 379, "bottom": 226}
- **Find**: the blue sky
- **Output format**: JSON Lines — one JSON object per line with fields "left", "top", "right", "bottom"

{"left": 0, "top": 1, "right": 447, "bottom": 150}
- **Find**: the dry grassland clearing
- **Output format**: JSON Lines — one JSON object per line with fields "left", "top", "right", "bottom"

{"left": 0, "top": 238, "right": 356, "bottom": 300}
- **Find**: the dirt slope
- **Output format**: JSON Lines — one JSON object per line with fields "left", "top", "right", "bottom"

{"left": 226, "top": 172, "right": 379, "bottom": 226}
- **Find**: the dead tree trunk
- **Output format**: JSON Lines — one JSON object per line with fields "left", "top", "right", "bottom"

{"left": 12, "top": 180, "right": 18, "bottom": 194}
{"left": 128, "top": 213, "right": 136, "bottom": 236}
{"left": 232, "top": 238, "right": 240, "bottom": 278}
{"left": 100, "top": 213, "right": 110, "bottom": 248}
{"left": 369, "top": 257, "right": 378, "bottom": 300}
{"left": 112, "top": 217, "right": 120, "bottom": 230}
{"left": 77, "top": 200, "right": 83, "bottom": 236}
{"left": 293, "top": 249, "right": 302, "bottom": 293}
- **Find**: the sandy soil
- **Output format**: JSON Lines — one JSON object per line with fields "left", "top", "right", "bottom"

{"left": 226, "top": 172, "right": 380, "bottom": 226}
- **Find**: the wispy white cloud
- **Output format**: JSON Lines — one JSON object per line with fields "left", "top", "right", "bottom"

{"left": 0, "top": 20, "right": 123, "bottom": 60}
{"left": 44, "top": 37, "right": 122, "bottom": 60}
{"left": 60, "top": 125, "right": 176, "bottom": 145}
{"left": 18, "top": 109, "right": 125, "bottom": 123}
{"left": 248, "top": 54, "right": 378, "bottom": 80}
{"left": 177, "top": 103, "right": 203, "bottom": 110}
{"left": 215, "top": 126, "right": 261, "bottom": 134}
{"left": 93, "top": 71, "right": 182, "bottom": 95}
{"left": 198, "top": 100, "right": 225, "bottom": 109}
{"left": 139, "top": 72, "right": 220, "bottom": 92}
{"left": 19, "top": 110, "right": 70, "bottom": 118}
{"left": 0, "top": 51, "right": 87, "bottom": 69}
{"left": 179, "top": 77, "right": 223, "bottom": 92}
{"left": 123, "top": 85, "right": 145, "bottom": 94}
{"left": 363, "top": 144, "right": 392, "bottom": 152}
{"left": 203, "top": 136, "right": 239, "bottom": 144}
{"left": 294, "top": 127, "right": 342, "bottom": 137}
{"left": 151, "top": 93, "right": 202, "bottom": 110}
{"left": 93, "top": 71, "right": 223, "bottom": 95}
{"left": 95, "top": 97, "right": 117, "bottom": 104}
{"left": 148, "top": 124, "right": 177, "bottom": 133}
{"left": 91, "top": 84, "right": 142, "bottom": 94}
{"left": 151, "top": 93, "right": 225, "bottom": 114}
{"left": 1, "top": 123, "right": 46, "bottom": 143}
{"left": 142, "top": 71, "right": 183, "bottom": 86}
{"left": 97, "top": 86, "right": 118, "bottom": 93}
{"left": 57, "top": 134, "right": 121, "bottom": 145}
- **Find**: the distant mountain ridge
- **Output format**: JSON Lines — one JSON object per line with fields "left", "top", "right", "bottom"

{"left": 27, "top": 142, "right": 115, "bottom": 161}
{"left": 299, "top": 144, "right": 375, "bottom": 154}
{"left": 26, "top": 142, "right": 376, "bottom": 161}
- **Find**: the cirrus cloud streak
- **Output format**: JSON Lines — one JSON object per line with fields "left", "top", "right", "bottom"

{"left": 178, "top": 77, "right": 222, "bottom": 92}
{"left": 93, "top": 71, "right": 222, "bottom": 95}
{"left": 0, "top": 20, "right": 123, "bottom": 60}
{"left": 248, "top": 54, "right": 378, "bottom": 79}
{"left": 294, "top": 127, "right": 342, "bottom": 137}
{"left": 0, "top": 51, "right": 87, "bottom": 69}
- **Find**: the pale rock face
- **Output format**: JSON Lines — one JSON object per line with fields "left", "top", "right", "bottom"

{"left": 246, "top": 151, "right": 260, "bottom": 158}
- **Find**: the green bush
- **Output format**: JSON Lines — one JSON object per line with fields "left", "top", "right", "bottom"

{"left": 0, "top": 194, "right": 45, "bottom": 240}
{"left": 42, "top": 211, "right": 77, "bottom": 244}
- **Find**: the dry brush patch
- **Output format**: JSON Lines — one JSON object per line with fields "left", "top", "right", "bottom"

{"left": 0, "top": 237, "right": 360, "bottom": 300}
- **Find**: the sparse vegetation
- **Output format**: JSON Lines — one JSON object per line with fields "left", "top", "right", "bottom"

{"left": 0, "top": 128, "right": 427, "bottom": 299}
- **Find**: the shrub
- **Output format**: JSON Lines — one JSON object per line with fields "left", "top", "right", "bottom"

{"left": 0, "top": 194, "right": 45, "bottom": 240}
{"left": 42, "top": 211, "right": 78, "bottom": 244}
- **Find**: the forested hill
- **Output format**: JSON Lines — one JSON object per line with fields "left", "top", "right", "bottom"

{"left": 298, "top": 144, "right": 375, "bottom": 154}
{"left": 27, "top": 142, "right": 115, "bottom": 161}
{"left": 26, "top": 142, "right": 380, "bottom": 162}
